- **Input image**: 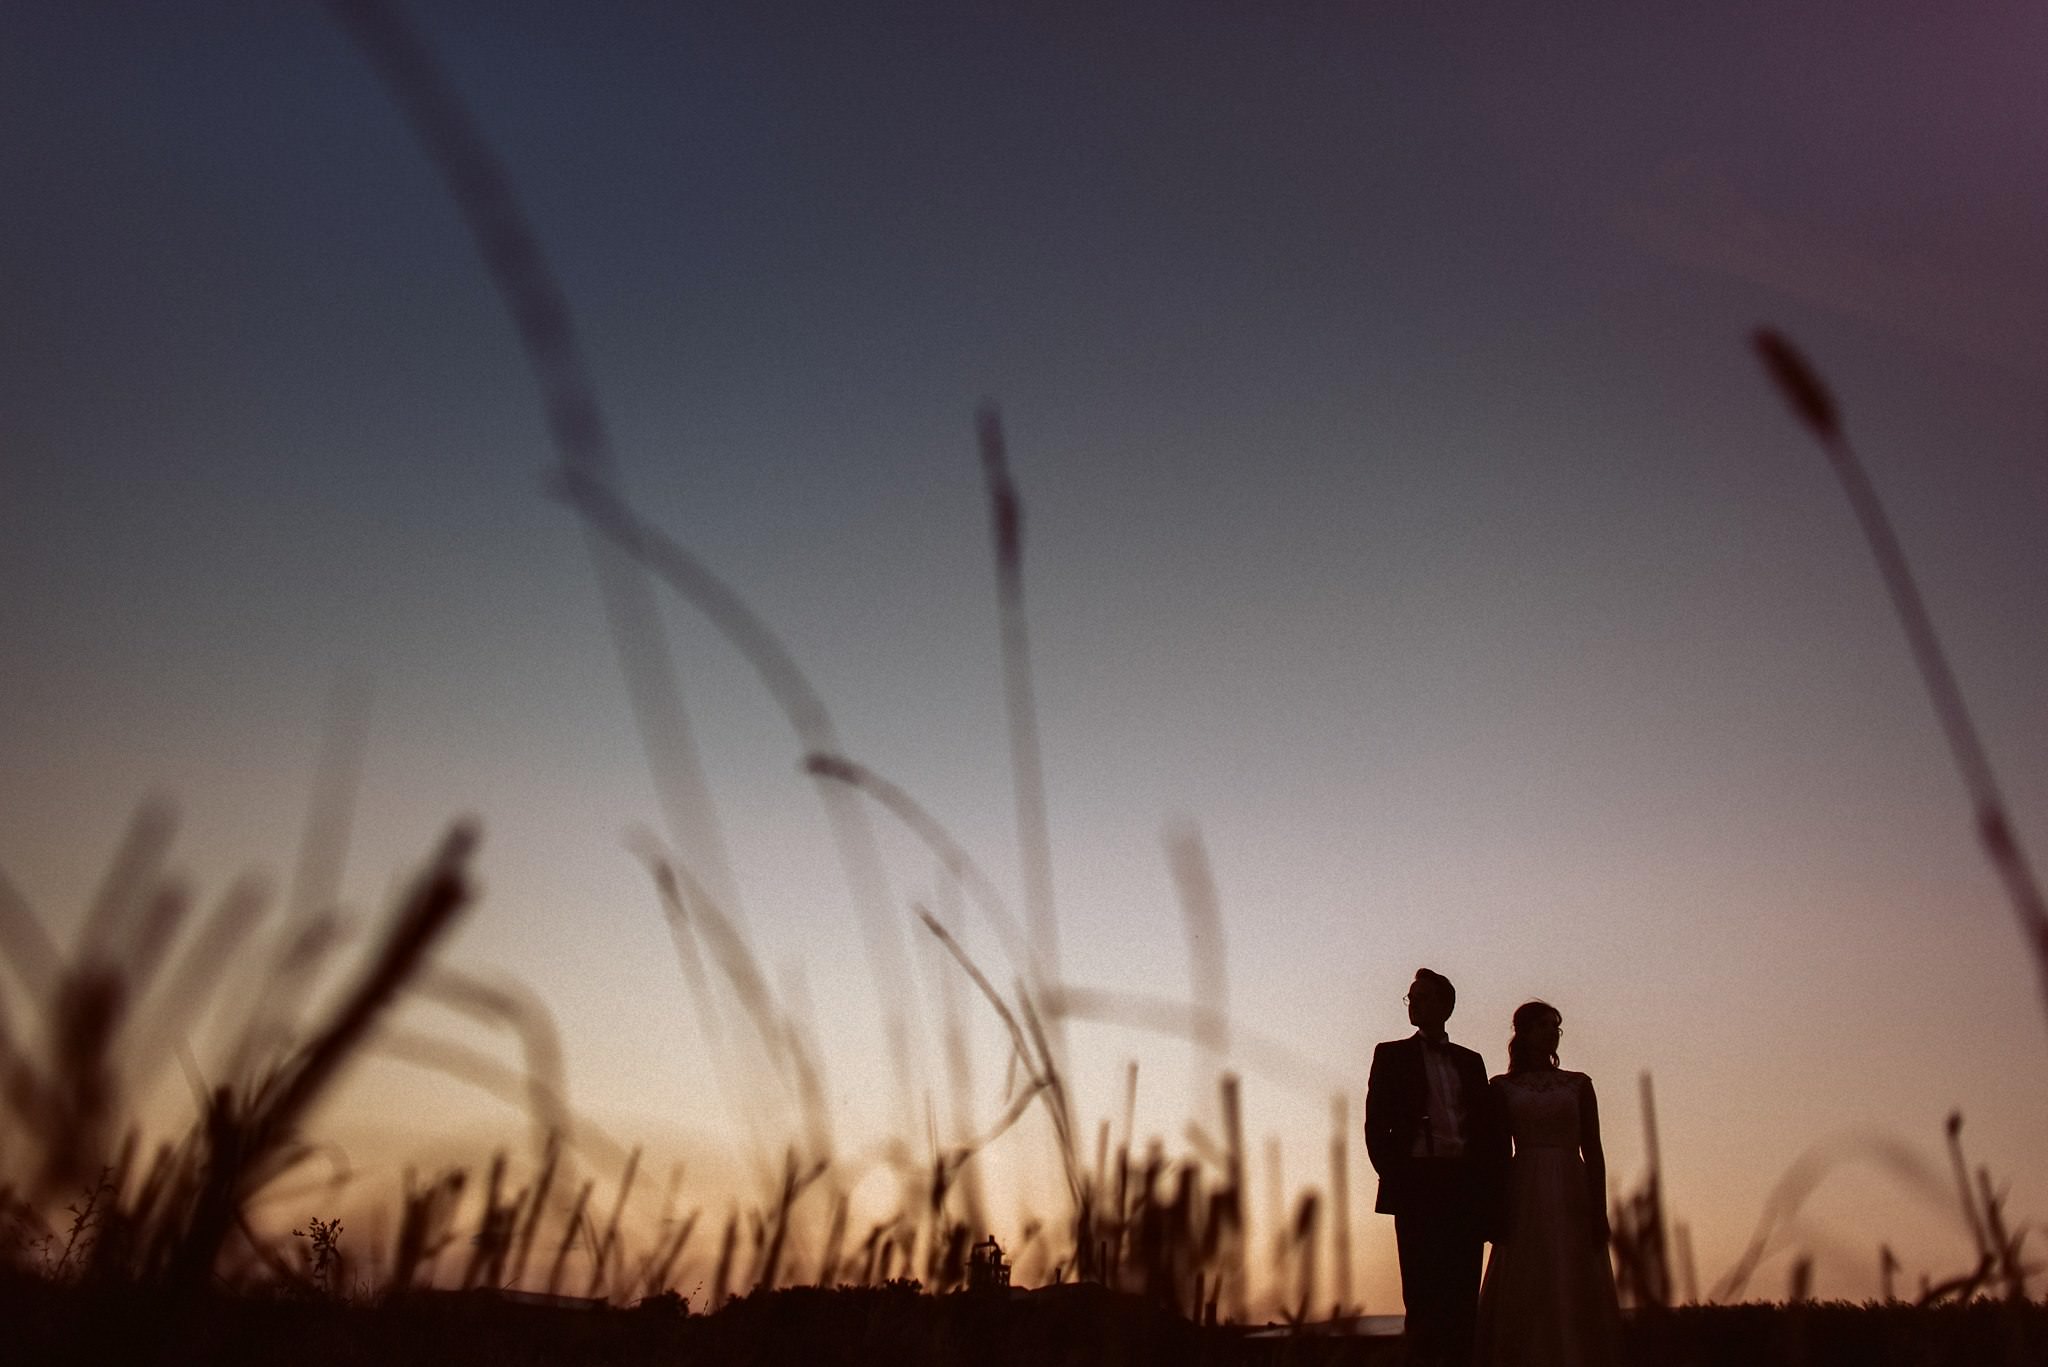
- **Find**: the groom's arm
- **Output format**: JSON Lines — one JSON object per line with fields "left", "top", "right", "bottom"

{"left": 1363, "top": 1043, "right": 1398, "bottom": 1176}
{"left": 1480, "top": 1076, "right": 1512, "bottom": 1241}
{"left": 1472, "top": 1058, "right": 1509, "bottom": 1169}
{"left": 1461, "top": 1053, "right": 1509, "bottom": 1236}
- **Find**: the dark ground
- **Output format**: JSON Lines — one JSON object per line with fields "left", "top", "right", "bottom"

{"left": 5, "top": 1274, "right": 2043, "bottom": 1366}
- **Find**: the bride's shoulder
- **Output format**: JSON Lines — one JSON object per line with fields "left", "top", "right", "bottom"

{"left": 1498, "top": 1066, "right": 1585, "bottom": 1092}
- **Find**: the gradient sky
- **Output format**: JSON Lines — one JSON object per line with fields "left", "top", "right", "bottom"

{"left": 4, "top": 1, "right": 2046, "bottom": 1308}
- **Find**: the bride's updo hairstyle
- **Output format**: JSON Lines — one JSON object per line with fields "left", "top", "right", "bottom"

{"left": 1507, "top": 1000, "right": 1563, "bottom": 1072}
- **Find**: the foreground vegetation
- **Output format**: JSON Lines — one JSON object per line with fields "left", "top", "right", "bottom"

{"left": 2, "top": 1272, "right": 2043, "bottom": 1367}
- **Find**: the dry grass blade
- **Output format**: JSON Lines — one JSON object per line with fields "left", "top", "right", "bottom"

{"left": 0, "top": 867, "right": 64, "bottom": 1010}
{"left": 650, "top": 854, "right": 836, "bottom": 1168}
{"left": 1328, "top": 1095, "right": 1352, "bottom": 1316}
{"left": 709, "top": 1211, "right": 737, "bottom": 1308}
{"left": 969, "top": 1076, "right": 1053, "bottom": 1156}
{"left": 809, "top": 754, "right": 1033, "bottom": 978}
{"left": 914, "top": 910, "right": 1040, "bottom": 1096}
{"left": 1945, "top": 1112, "right": 1990, "bottom": 1262}
{"left": 1751, "top": 327, "right": 2048, "bottom": 1042}
{"left": 927, "top": 885, "right": 988, "bottom": 1235}
{"left": 751, "top": 1149, "right": 829, "bottom": 1292}
{"left": 324, "top": 0, "right": 736, "bottom": 920}
{"left": 224, "top": 911, "right": 347, "bottom": 1087}
{"left": 662, "top": 864, "right": 790, "bottom": 1077}
{"left": 636, "top": 845, "right": 721, "bottom": 1045}
{"left": 393, "top": 1168, "right": 468, "bottom": 1291}
{"left": 1290, "top": 1191, "right": 1320, "bottom": 1324}
{"left": 912, "top": 907, "right": 1084, "bottom": 1214}
{"left": 418, "top": 968, "right": 571, "bottom": 1153}
{"left": 460, "top": 1153, "right": 511, "bottom": 1290}
{"left": 257, "top": 821, "right": 478, "bottom": 1147}
{"left": 1165, "top": 821, "right": 1228, "bottom": 1113}
{"left": 976, "top": 404, "right": 1062, "bottom": 1002}
{"left": 1040, "top": 985, "right": 1347, "bottom": 1095}
{"left": 638, "top": 1209, "right": 697, "bottom": 1299}
{"left": 41, "top": 967, "right": 125, "bottom": 1195}
{"left": 585, "top": 1147, "right": 640, "bottom": 1298}
{"left": 633, "top": 843, "right": 787, "bottom": 1162}
{"left": 1611, "top": 1071, "right": 1674, "bottom": 1309}
{"left": 553, "top": 471, "right": 920, "bottom": 1128}
{"left": 373, "top": 1030, "right": 627, "bottom": 1170}
{"left": 1710, "top": 1130, "right": 1956, "bottom": 1301}
{"left": 284, "top": 677, "right": 371, "bottom": 930}
{"left": 543, "top": 1177, "right": 593, "bottom": 1297}
{"left": 162, "top": 823, "right": 480, "bottom": 1290}
{"left": 1014, "top": 992, "right": 1081, "bottom": 1206}
{"left": 813, "top": 1191, "right": 848, "bottom": 1285}
{"left": 554, "top": 471, "right": 834, "bottom": 744}
{"left": 1212, "top": 1073, "right": 1245, "bottom": 1319}
{"left": 120, "top": 882, "right": 192, "bottom": 998}
{"left": 123, "top": 876, "right": 268, "bottom": 1097}
{"left": 508, "top": 1131, "right": 561, "bottom": 1288}
{"left": 76, "top": 800, "right": 177, "bottom": 968}
{"left": 1753, "top": 329, "right": 1840, "bottom": 441}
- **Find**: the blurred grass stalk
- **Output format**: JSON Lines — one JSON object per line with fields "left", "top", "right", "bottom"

{"left": 319, "top": 0, "right": 1374, "bottom": 1317}
{"left": 1753, "top": 330, "right": 2048, "bottom": 1041}
{"left": 323, "top": 0, "right": 739, "bottom": 935}
{"left": 329, "top": 0, "right": 928, "bottom": 1141}
{"left": 977, "top": 405, "right": 1065, "bottom": 1017}
{"left": 0, "top": 805, "right": 481, "bottom": 1291}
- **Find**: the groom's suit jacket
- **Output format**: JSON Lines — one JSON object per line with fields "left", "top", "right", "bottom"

{"left": 1364, "top": 1035, "right": 1501, "bottom": 1219}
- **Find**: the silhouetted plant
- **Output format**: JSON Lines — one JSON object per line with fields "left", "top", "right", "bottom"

{"left": 293, "top": 1216, "right": 344, "bottom": 1297}
{"left": 1753, "top": 329, "right": 2048, "bottom": 1045}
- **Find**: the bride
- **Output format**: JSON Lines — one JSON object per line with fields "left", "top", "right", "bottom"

{"left": 1472, "top": 1001, "right": 1625, "bottom": 1367}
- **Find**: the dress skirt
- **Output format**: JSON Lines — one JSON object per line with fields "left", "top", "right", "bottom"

{"left": 1472, "top": 1145, "right": 1624, "bottom": 1367}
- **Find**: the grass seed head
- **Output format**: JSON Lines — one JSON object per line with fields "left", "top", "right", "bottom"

{"left": 1752, "top": 328, "right": 1840, "bottom": 441}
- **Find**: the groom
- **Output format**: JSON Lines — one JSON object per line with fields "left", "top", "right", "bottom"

{"left": 1366, "top": 968, "right": 1499, "bottom": 1367}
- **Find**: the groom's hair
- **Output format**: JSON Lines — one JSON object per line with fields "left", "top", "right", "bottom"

{"left": 1413, "top": 967, "right": 1455, "bottom": 1011}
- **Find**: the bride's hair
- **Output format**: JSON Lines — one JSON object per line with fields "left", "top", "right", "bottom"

{"left": 1507, "top": 1000, "right": 1563, "bottom": 1072}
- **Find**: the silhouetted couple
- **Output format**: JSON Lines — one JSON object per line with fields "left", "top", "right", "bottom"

{"left": 1365, "top": 969, "right": 1623, "bottom": 1367}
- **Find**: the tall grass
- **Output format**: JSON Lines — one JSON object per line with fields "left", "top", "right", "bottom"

{"left": 1753, "top": 330, "right": 2048, "bottom": 1043}
{"left": 978, "top": 404, "right": 1065, "bottom": 1007}
{"left": 0, "top": 807, "right": 479, "bottom": 1292}
{"left": 323, "top": 0, "right": 738, "bottom": 931}
{"left": 315, "top": 0, "right": 1726, "bottom": 1322}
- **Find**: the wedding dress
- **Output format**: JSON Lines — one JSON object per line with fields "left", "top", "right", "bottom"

{"left": 1471, "top": 1068, "right": 1624, "bottom": 1367}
